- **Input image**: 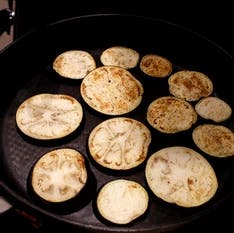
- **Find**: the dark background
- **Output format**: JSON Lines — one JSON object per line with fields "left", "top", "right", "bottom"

{"left": 14, "top": 1, "right": 234, "bottom": 56}
{"left": 1, "top": 0, "right": 234, "bottom": 232}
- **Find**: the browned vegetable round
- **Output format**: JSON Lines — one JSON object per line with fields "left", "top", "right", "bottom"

{"left": 140, "top": 54, "right": 173, "bottom": 78}
{"left": 80, "top": 66, "right": 143, "bottom": 115}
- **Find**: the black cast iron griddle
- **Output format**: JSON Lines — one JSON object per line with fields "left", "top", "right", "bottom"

{"left": 0, "top": 14, "right": 234, "bottom": 233}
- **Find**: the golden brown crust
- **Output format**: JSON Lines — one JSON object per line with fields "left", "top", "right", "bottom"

{"left": 192, "top": 124, "right": 234, "bottom": 157}
{"left": 16, "top": 93, "right": 83, "bottom": 140}
{"left": 145, "top": 146, "right": 218, "bottom": 207}
{"left": 88, "top": 117, "right": 151, "bottom": 170}
{"left": 31, "top": 148, "right": 87, "bottom": 203}
{"left": 80, "top": 66, "right": 144, "bottom": 115}
{"left": 140, "top": 54, "right": 173, "bottom": 78}
{"left": 168, "top": 70, "right": 213, "bottom": 101}
{"left": 146, "top": 96, "right": 197, "bottom": 133}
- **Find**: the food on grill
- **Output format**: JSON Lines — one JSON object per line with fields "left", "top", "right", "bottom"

{"left": 53, "top": 50, "right": 96, "bottom": 79}
{"left": 88, "top": 117, "right": 151, "bottom": 170}
{"left": 100, "top": 46, "right": 140, "bottom": 69}
{"left": 16, "top": 93, "right": 83, "bottom": 140}
{"left": 192, "top": 124, "right": 234, "bottom": 157}
{"left": 80, "top": 66, "right": 144, "bottom": 115}
{"left": 145, "top": 146, "right": 218, "bottom": 207}
{"left": 31, "top": 148, "right": 88, "bottom": 203}
{"left": 195, "top": 96, "right": 232, "bottom": 122}
{"left": 146, "top": 96, "right": 197, "bottom": 133}
{"left": 139, "top": 54, "right": 173, "bottom": 78}
{"left": 168, "top": 70, "right": 213, "bottom": 101}
{"left": 96, "top": 179, "right": 149, "bottom": 224}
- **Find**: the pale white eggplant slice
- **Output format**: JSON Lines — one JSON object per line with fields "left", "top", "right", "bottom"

{"left": 96, "top": 179, "right": 149, "bottom": 224}
{"left": 195, "top": 96, "right": 232, "bottom": 122}
{"left": 88, "top": 117, "right": 151, "bottom": 170}
{"left": 30, "top": 148, "right": 89, "bottom": 205}
{"left": 100, "top": 46, "right": 140, "bottom": 69}
{"left": 53, "top": 50, "right": 96, "bottom": 79}
{"left": 16, "top": 93, "right": 83, "bottom": 140}
{"left": 145, "top": 146, "right": 218, "bottom": 207}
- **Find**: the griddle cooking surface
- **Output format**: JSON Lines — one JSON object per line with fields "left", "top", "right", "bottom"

{"left": 1, "top": 15, "right": 234, "bottom": 233}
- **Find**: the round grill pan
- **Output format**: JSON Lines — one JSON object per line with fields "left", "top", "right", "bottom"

{"left": 0, "top": 14, "right": 234, "bottom": 233}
